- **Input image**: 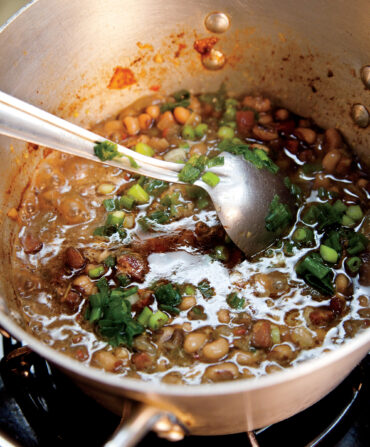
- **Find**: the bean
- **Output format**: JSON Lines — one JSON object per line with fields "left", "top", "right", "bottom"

{"left": 236, "top": 351, "right": 260, "bottom": 366}
{"left": 131, "top": 352, "right": 153, "bottom": 370}
{"left": 138, "top": 113, "right": 153, "bottom": 130}
{"left": 22, "top": 234, "right": 43, "bottom": 254}
{"left": 265, "top": 365, "right": 282, "bottom": 374}
{"left": 309, "top": 308, "right": 335, "bottom": 326}
{"left": 251, "top": 321, "right": 271, "bottom": 348}
{"left": 295, "top": 128, "right": 317, "bottom": 144}
{"left": 65, "top": 247, "right": 86, "bottom": 269}
{"left": 114, "top": 347, "right": 130, "bottom": 364}
{"left": 183, "top": 332, "right": 207, "bottom": 353}
{"left": 157, "top": 111, "right": 175, "bottom": 130}
{"left": 252, "top": 125, "right": 278, "bottom": 141}
{"left": 174, "top": 106, "right": 191, "bottom": 124}
{"left": 92, "top": 350, "right": 119, "bottom": 372}
{"left": 202, "top": 337, "right": 229, "bottom": 361}
{"left": 335, "top": 274, "right": 349, "bottom": 294}
{"left": 123, "top": 116, "right": 140, "bottom": 135}
{"left": 72, "top": 275, "right": 97, "bottom": 296}
{"left": 291, "top": 327, "right": 315, "bottom": 349}
{"left": 325, "top": 128, "right": 343, "bottom": 149}
{"left": 322, "top": 149, "right": 341, "bottom": 173}
{"left": 203, "top": 362, "right": 239, "bottom": 382}
{"left": 161, "top": 372, "right": 184, "bottom": 384}
{"left": 180, "top": 296, "right": 197, "bottom": 311}
{"left": 145, "top": 105, "right": 160, "bottom": 119}
{"left": 217, "top": 309, "right": 230, "bottom": 324}
{"left": 267, "top": 344, "right": 295, "bottom": 365}
{"left": 243, "top": 96, "right": 271, "bottom": 112}
{"left": 275, "top": 109, "right": 289, "bottom": 120}
{"left": 163, "top": 148, "right": 187, "bottom": 163}
{"left": 258, "top": 113, "right": 273, "bottom": 125}
{"left": 148, "top": 137, "right": 169, "bottom": 152}
{"left": 314, "top": 173, "right": 331, "bottom": 189}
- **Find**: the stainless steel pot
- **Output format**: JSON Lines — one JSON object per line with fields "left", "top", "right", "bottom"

{"left": 0, "top": 0, "right": 369, "bottom": 444}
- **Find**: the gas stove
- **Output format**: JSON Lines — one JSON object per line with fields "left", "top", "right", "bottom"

{"left": 0, "top": 332, "right": 368, "bottom": 447}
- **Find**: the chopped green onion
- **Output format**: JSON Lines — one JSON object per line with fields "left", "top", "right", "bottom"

{"left": 342, "top": 214, "right": 355, "bottom": 227}
{"left": 202, "top": 171, "right": 220, "bottom": 187}
{"left": 293, "top": 227, "right": 312, "bottom": 243}
{"left": 197, "top": 197, "right": 209, "bottom": 209}
{"left": 194, "top": 123, "right": 208, "bottom": 138}
{"left": 148, "top": 310, "right": 169, "bottom": 330}
{"left": 320, "top": 244, "right": 339, "bottom": 263}
{"left": 106, "top": 210, "right": 125, "bottom": 226}
{"left": 184, "top": 284, "right": 196, "bottom": 295}
{"left": 118, "top": 194, "right": 135, "bottom": 210}
{"left": 265, "top": 195, "right": 293, "bottom": 233}
{"left": 135, "top": 142, "right": 155, "bottom": 157}
{"left": 137, "top": 306, "right": 153, "bottom": 327}
{"left": 346, "top": 205, "right": 363, "bottom": 221}
{"left": 217, "top": 126, "right": 234, "bottom": 139}
{"left": 97, "top": 183, "right": 115, "bottom": 195}
{"left": 332, "top": 199, "right": 347, "bottom": 214}
{"left": 213, "top": 245, "right": 229, "bottom": 261}
{"left": 271, "top": 326, "right": 281, "bottom": 344}
{"left": 346, "top": 256, "right": 362, "bottom": 273}
{"left": 117, "top": 274, "right": 130, "bottom": 287}
{"left": 207, "top": 156, "right": 224, "bottom": 168}
{"left": 182, "top": 125, "right": 195, "bottom": 140}
{"left": 121, "top": 286, "right": 139, "bottom": 297}
{"left": 127, "top": 184, "right": 149, "bottom": 203}
{"left": 88, "top": 265, "right": 105, "bottom": 279}
{"left": 103, "top": 199, "right": 116, "bottom": 211}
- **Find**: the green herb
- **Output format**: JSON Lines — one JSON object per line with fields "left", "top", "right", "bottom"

{"left": 346, "top": 231, "right": 368, "bottom": 255}
{"left": 226, "top": 292, "right": 245, "bottom": 309}
{"left": 154, "top": 283, "right": 182, "bottom": 314}
{"left": 148, "top": 210, "right": 170, "bottom": 224}
{"left": 265, "top": 194, "right": 293, "bottom": 232}
{"left": 178, "top": 155, "right": 207, "bottom": 184}
{"left": 103, "top": 255, "right": 116, "bottom": 268}
{"left": 198, "top": 83, "right": 227, "bottom": 112}
{"left": 197, "top": 279, "right": 215, "bottom": 299}
{"left": 173, "top": 89, "right": 190, "bottom": 102}
{"left": 295, "top": 252, "right": 334, "bottom": 295}
{"left": 302, "top": 203, "right": 344, "bottom": 230}
{"left": 207, "top": 156, "right": 224, "bottom": 168}
{"left": 160, "top": 98, "right": 190, "bottom": 113}
{"left": 94, "top": 140, "right": 121, "bottom": 161}
{"left": 144, "top": 179, "right": 169, "bottom": 196}
{"left": 218, "top": 139, "right": 279, "bottom": 174}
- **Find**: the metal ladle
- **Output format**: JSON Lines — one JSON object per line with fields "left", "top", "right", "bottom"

{"left": 0, "top": 91, "right": 293, "bottom": 256}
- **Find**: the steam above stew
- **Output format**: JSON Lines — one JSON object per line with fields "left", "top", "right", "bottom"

{"left": 11, "top": 86, "right": 369, "bottom": 384}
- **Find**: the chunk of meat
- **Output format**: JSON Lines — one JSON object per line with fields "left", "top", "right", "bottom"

{"left": 131, "top": 352, "right": 153, "bottom": 370}
{"left": 194, "top": 222, "right": 225, "bottom": 246}
{"left": 236, "top": 110, "right": 255, "bottom": 135}
{"left": 309, "top": 308, "right": 335, "bottom": 326}
{"left": 22, "top": 234, "right": 43, "bottom": 254}
{"left": 251, "top": 320, "right": 272, "bottom": 349}
{"left": 64, "top": 247, "right": 86, "bottom": 270}
{"left": 329, "top": 296, "right": 346, "bottom": 315}
{"left": 117, "top": 251, "right": 149, "bottom": 282}
{"left": 133, "top": 230, "right": 197, "bottom": 254}
{"left": 359, "top": 251, "right": 370, "bottom": 286}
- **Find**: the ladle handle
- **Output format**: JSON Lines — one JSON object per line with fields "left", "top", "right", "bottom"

{"left": 0, "top": 91, "right": 182, "bottom": 183}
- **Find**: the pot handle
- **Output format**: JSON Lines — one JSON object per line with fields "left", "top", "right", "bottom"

{"left": 105, "top": 404, "right": 187, "bottom": 447}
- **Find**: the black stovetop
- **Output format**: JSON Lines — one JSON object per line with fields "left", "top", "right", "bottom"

{"left": 0, "top": 334, "right": 369, "bottom": 447}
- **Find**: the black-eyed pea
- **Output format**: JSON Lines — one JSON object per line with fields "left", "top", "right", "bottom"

{"left": 138, "top": 113, "right": 153, "bottom": 130}
{"left": 217, "top": 308, "right": 230, "bottom": 324}
{"left": 180, "top": 296, "right": 197, "bottom": 311}
{"left": 252, "top": 125, "right": 278, "bottom": 141}
{"left": 157, "top": 111, "right": 175, "bottom": 130}
{"left": 123, "top": 116, "right": 140, "bottom": 135}
{"left": 161, "top": 372, "right": 184, "bottom": 384}
{"left": 275, "top": 108, "right": 289, "bottom": 120}
{"left": 235, "top": 351, "right": 259, "bottom": 366}
{"left": 183, "top": 332, "right": 207, "bottom": 354}
{"left": 72, "top": 275, "right": 97, "bottom": 296}
{"left": 267, "top": 344, "right": 295, "bottom": 365}
{"left": 324, "top": 128, "right": 343, "bottom": 149}
{"left": 92, "top": 350, "right": 119, "bottom": 372}
{"left": 335, "top": 274, "right": 349, "bottom": 294}
{"left": 146, "top": 105, "right": 160, "bottom": 119}
{"left": 322, "top": 149, "right": 341, "bottom": 173}
{"left": 291, "top": 327, "right": 315, "bottom": 349}
{"left": 265, "top": 364, "right": 283, "bottom": 374}
{"left": 295, "top": 128, "right": 317, "bottom": 144}
{"left": 173, "top": 106, "right": 191, "bottom": 124}
{"left": 203, "top": 362, "right": 239, "bottom": 382}
{"left": 202, "top": 337, "right": 229, "bottom": 361}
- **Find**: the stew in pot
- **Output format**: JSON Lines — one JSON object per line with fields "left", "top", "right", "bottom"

{"left": 10, "top": 86, "right": 370, "bottom": 384}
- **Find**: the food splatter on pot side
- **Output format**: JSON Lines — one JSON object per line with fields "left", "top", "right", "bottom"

{"left": 11, "top": 87, "right": 370, "bottom": 384}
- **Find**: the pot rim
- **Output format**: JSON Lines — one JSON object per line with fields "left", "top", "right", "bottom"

{"left": 1, "top": 312, "right": 369, "bottom": 396}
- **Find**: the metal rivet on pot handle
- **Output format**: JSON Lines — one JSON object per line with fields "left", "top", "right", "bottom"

{"left": 360, "top": 65, "right": 370, "bottom": 89}
{"left": 351, "top": 104, "right": 369, "bottom": 128}
{"left": 205, "top": 12, "right": 230, "bottom": 33}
